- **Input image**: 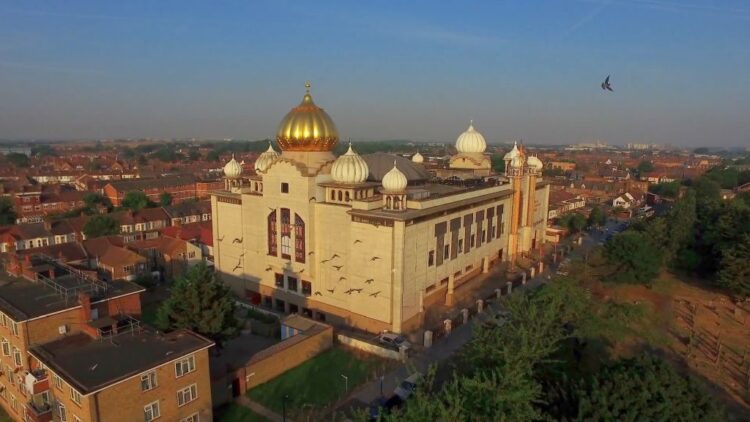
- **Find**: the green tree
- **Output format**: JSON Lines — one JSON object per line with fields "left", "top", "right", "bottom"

{"left": 187, "top": 150, "right": 200, "bottom": 161}
{"left": 665, "top": 189, "right": 697, "bottom": 264}
{"left": 637, "top": 160, "right": 654, "bottom": 174}
{"left": 0, "top": 197, "right": 17, "bottom": 225}
{"left": 5, "top": 153, "right": 29, "bottom": 168}
{"left": 122, "top": 191, "right": 153, "bottom": 211}
{"left": 31, "top": 145, "right": 56, "bottom": 157}
{"left": 490, "top": 154, "right": 506, "bottom": 174}
{"left": 559, "top": 213, "right": 587, "bottom": 233}
{"left": 83, "top": 215, "right": 120, "bottom": 238}
{"left": 717, "top": 234, "right": 750, "bottom": 299}
{"left": 604, "top": 232, "right": 663, "bottom": 285}
{"left": 575, "top": 355, "right": 724, "bottom": 421}
{"left": 159, "top": 192, "right": 173, "bottom": 206}
{"left": 587, "top": 206, "right": 606, "bottom": 228}
{"left": 155, "top": 262, "right": 239, "bottom": 345}
{"left": 648, "top": 181, "right": 680, "bottom": 198}
{"left": 206, "top": 150, "right": 220, "bottom": 162}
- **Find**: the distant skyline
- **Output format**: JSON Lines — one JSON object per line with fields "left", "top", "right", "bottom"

{"left": 0, "top": 1, "right": 748, "bottom": 147}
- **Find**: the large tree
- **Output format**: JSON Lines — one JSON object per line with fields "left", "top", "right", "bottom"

{"left": 82, "top": 215, "right": 120, "bottom": 238}
{"left": 559, "top": 213, "right": 587, "bottom": 234}
{"left": 574, "top": 355, "right": 724, "bottom": 421}
{"left": 0, "top": 197, "right": 17, "bottom": 225}
{"left": 637, "top": 160, "right": 654, "bottom": 174}
{"left": 717, "top": 234, "right": 750, "bottom": 299}
{"left": 587, "top": 206, "right": 606, "bottom": 228}
{"left": 122, "top": 191, "right": 153, "bottom": 211}
{"left": 155, "top": 262, "right": 239, "bottom": 345}
{"left": 604, "top": 232, "right": 662, "bottom": 285}
{"left": 159, "top": 192, "right": 173, "bottom": 206}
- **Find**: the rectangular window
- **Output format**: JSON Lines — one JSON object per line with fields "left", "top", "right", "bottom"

{"left": 70, "top": 388, "right": 82, "bottom": 405}
{"left": 177, "top": 384, "right": 198, "bottom": 407}
{"left": 175, "top": 355, "right": 196, "bottom": 378}
{"left": 457, "top": 239, "right": 464, "bottom": 254}
{"left": 180, "top": 413, "right": 199, "bottom": 422}
{"left": 54, "top": 375, "right": 64, "bottom": 390}
{"left": 1, "top": 339, "right": 8, "bottom": 356}
{"left": 141, "top": 371, "right": 158, "bottom": 391}
{"left": 58, "top": 402, "right": 66, "bottom": 421}
{"left": 11, "top": 322, "right": 18, "bottom": 336}
{"left": 274, "top": 273, "right": 284, "bottom": 288}
{"left": 281, "top": 182, "right": 289, "bottom": 193}
{"left": 428, "top": 250, "right": 435, "bottom": 266}
{"left": 0, "top": 313, "right": 6, "bottom": 327}
{"left": 301, "top": 281, "right": 312, "bottom": 296}
{"left": 12, "top": 348, "right": 21, "bottom": 367}
{"left": 144, "top": 401, "right": 160, "bottom": 421}
{"left": 11, "top": 394, "right": 16, "bottom": 411}
{"left": 275, "top": 299, "right": 286, "bottom": 312}
{"left": 287, "top": 277, "right": 298, "bottom": 292}
{"left": 0, "top": 382, "right": 6, "bottom": 399}
{"left": 443, "top": 244, "right": 450, "bottom": 260}
{"left": 280, "top": 208, "right": 291, "bottom": 259}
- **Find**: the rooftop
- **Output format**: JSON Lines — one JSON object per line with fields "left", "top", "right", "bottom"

{"left": 30, "top": 328, "right": 213, "bottom": 395}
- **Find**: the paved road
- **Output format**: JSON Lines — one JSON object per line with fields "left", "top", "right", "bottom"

{"left": 337, "top": 219, "right": 626, "bottom": 417}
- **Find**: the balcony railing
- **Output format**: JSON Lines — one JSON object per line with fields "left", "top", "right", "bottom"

{"left": 25, "top": 401, "right": 53, "bottom": 422}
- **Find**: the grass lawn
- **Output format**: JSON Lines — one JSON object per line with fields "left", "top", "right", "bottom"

{"left": 248, "top": 346, "right": 388, "bottom": 415}
{"left": 214, "top": 403, "right": 266, "bottom": 422}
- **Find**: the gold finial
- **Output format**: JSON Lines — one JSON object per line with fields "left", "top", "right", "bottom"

{"left": 393, "top": 159, "right": 398, "bottom": 168}
{"left": 305, "top": 81, "right": 311, "bottom": 93}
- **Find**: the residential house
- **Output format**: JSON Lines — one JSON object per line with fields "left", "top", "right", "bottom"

{"left": 161, "top": 221, "right": 214, "bottom": 259}
{"left": 547, "top": 191, "right": 586, "bottom": 219}
{"left": 163, "top": 201, "right": 212, "bottom": 226}
{"left": 103, "top": 175, "right": 198, "bottom": 207}
{"left": 128, "top": 236, "right": 203, "bottom": 280}
{"left": 82, "top": 237, "right": 149, "bottom": 282}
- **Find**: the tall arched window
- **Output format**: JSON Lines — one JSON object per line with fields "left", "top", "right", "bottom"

{"left": 331, "top": 190, "right": 335, "bottom": 200}
{"left": 337, "top": 191, "right": 342, "bottom": 201}
{"left": 280, "top": 208, "right": 291, "bottom": 259}
{"left": 345, "top": 191, "right": 350, "bottom": 202}
{"left": 294, "top": 214, "right": 305, "bottom": 263}
{"left": 267, "top": 210, "right": 277, "bottom": 256}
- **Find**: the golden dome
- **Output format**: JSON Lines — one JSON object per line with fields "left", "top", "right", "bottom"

{"left": 276, "top": 82, "right": 339, "bottom": 152}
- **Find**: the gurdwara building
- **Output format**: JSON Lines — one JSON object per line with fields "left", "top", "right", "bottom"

{"left": 211, "top": 84, "right": 549, "bottom": 334}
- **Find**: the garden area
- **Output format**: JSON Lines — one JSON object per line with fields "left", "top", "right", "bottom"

{"left": 248, "top": 345, "right": 392, "bottom": 420}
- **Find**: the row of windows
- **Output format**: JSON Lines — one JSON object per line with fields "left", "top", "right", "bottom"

{"left": 1, "top": 338, "right": 23, "bottom": 366}
{"left": 267, "top": 209, "right": 306, "bottom": 263}
{"left": 274, "top": 274, "right": 313, "bottom": 296}
{"left": 428, "top": 223, "right": 505, "bottom": 267}
{"left": 0, "top": 313, "right": 19, "bottom": 336}
{"left": 144, "top": 384, "right": 199, "bottom": 421}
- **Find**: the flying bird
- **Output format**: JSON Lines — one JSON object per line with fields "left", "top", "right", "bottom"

{"left": 331, "top": 254, "right": 340, "bottom": 259}
{"left": 217, "top": 235, "right": 225, "bottom": 242}
{"left": 601, "top": 75, "right": 614, "bottom": 92}
{"left": 298, "top": 269, "right": 305, "bottom": 273}
{"left": 321, "top": 259, "right": 331, "bottom": 264}
{"left": 369, "top": 290, "right": 381, "bottom": 297}
{"left": 353, "top": 239, "right": 362, "bottom": 244}
{"left": 309, "top": 196, "right": 316, "bottom": 202}
{"left": 339, "top": 276, "right": 347, "bottom": 281}
{"left": 365, "top": 278, "right": 374, "bottom": 284}
{"left": 232, "top": 237, "right": 243, "bottom": 244}
{"left": 370, "top": 256, "right": 381, "bottom": 261}
{"left": 314, "top": 291, "right": 322, "bottom": 296}
{"left": 265, "top": 266, "right": 273, "bottom": 272}
{"left": 268, "top": 207, "right": 276, "bottom": 212}
{"left": 308, "top": 251, "right": 315, "bottom": 256}
{"left": 327, "top": 287, "right": 335, "bottom": 294}
{"left": 332, "top": 265, "right": 344, "bottom": 271}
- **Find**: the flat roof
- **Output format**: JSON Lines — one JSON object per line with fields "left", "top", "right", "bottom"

{"left": 30, "top": 329, "right": 213, "bottom": 395}
{"left": 0, "top": 271, "right": 143, "bottom": 322}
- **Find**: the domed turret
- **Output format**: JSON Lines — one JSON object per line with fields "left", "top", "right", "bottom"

{"left": 510, "top": 154, "right": 525, "bottom": 169}
{"left": 331, "top": 143, "right": 369, "bottom": 184}
{"left": 276, "top": 82, "right": 339, "bottom": 152}
{"left": 526, "top": 155, "right": 543, "bottom": 171}
{"left": 503, "top": 141, "right": 520, "bottom": 161}
{"left": 455, "top": 120, "right": 487, "bottom": 154}
{"left": 382, "top": 161, "right": 408, "bottom": 192}
{"left": 223, "top": 154, "right": 243, "bottom": 179}
{"left": 411, "top": 152, "right": 424, "bottom": 163}
{"left": 254, "top": 143, "right": 280, "bottom": 173}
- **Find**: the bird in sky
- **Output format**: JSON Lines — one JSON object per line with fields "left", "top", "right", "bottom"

{"left": 332, "top": 265, "right": 344, "bottom": 271}
{"left": 369, "top": 291, "right": 381, "bottom": 297}
{"left": 601, "top": 75, "right": 614, "bottom": 92}
{"left": 314, "top": 291, "right": 322, "bottom": 296}
{"left": 365, "top": 278, "right": 374, "bottom": 284}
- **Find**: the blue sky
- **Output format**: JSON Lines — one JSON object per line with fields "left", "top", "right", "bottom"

{"left": 0, "top": 0, "right": 748, "bottom": 146}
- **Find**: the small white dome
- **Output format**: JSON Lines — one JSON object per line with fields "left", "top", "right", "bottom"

{"left": 411, "top": 152, "right": 424, "bottom": 163}
{"left": 455, "top": 120, "right": 487, "bottom": 154}
{"left": 510, "top": 155, "right": 525, "bottom": 169}
{"left": 254, "top": 143, "right": 280, "bottom": 173}
{"left": 527, "top": 155, "right": 543, "bottom": 170}
{"left": 331, "top": 143, "right": 369, "bottom": 184}
{"left": 503, "top": 141, "right": 520, "bottom": 161}
{"left": 382, "top": 161, "right": 408, "bottom": 192}
{"left": 223, "top": 154, "right": 243, "bottom": 179}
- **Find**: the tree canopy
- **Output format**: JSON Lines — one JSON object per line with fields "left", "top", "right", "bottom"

{"left": 637, "top": 160, "right": 654, "bottom": 174}
{"left": 155, "top": 262, "right": 239, "bottom": 345}
{"left": 604, "top": 231, "right": 662, "bottom": 285}
{"left": 122, "top": 191, "right": 154, "bottom": 211}
{"left": 83, "top": 215, "right": 120, "bottom": 238}
{"left": 648, "top": 181, "right": 680, "bottom": 198}
{"left": 559, "top": 213, "right": 587, "bottom": 234}
{"left": 159, "top": 192, "right": 173, "bottom": 206}
{"left": 5, "top": 153, "right": 29, "bottom": 168}
{"left": 0, "top": 197, "right": 17, "bottom": 225}
{"left": 587, "top": 206, "right": 606, "bottom": 228}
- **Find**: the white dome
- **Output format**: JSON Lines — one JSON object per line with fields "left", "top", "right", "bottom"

{"left": 254, "top": 143, "right": 280, "bottom": 173}
{"left": 331, "top": 144, "right": 369, "bottom": 184}
{"left": 455, "top": 120, "right": 487, "bottom": 154}
{"left": 382, "top": 161, "right": 408, "bottom": 192}
{"left": 503, "top": 141, "right": 520, "bottom": 161}
{"left": 223, "top": 154, "right": 243, "bottom": 179}
{"left": 510, "top": 155, "right": 525, "bottom": 169}
{"left": 411, "top": 152, "right": 424, "bottom": 163}
{"left": 527, "top": 155, "right": 543, "bottom": 170}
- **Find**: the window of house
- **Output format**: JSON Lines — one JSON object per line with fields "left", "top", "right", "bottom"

{"left": 175, "top": 355, "right": 196, "bottom": 378}
{"left": 12, "top": 348, "right": 21, "bottom": 367}
{"left": 144, "top": 401, "right": 160, "bottom": 421}
{"left": 141, "top": 371, "right": 158, "bottom": 391}
{"left": 180, "top": 413, "right": 199, "bottom": 422}
{"left": 54, "top": 374, "right": 63, "bottom": 390}
{"left": 289, "top": 303, "right": 299, "bottom": 314}
{"left": 301, "top": 281, "right": 312, "bottom": 296}
{"left": 294, "top": 214, "right": 305, "bottom": 263}
{"left": 281, "top": 182, "right": 289, "bottom": 193}
{"left": 428, "top": 251, "right": 435, "bottom": 266}
{"left": 70, "top": 388, "right": 82, "bottom": 405}
{"left": 470, "top": 234, "right": 475, "bottom": 248}
{"left": 1, "top": 339, "right": 8, "bottom": 356}
{"left": 280, "top": 208, "right": 291, "bottom": 259}
{"left": 458, "top": 239, "right": 464, "bottom": 254}
{"left": 443, "top": 244, "right": 450, "bottom": 260}
{"left": 482, "top": 230, "right": 486, "bottom": 243}
{"left": 58, "top": 402, "right": 67, "bottom": 421}
{"left": 274, "top": 273, "right": 284, "bottom": 288}
{"left": 287, "top": 277, "right": 298, "bottom": 292}
{"left": 0, "top": 382, "right": 6, "bottom": 400}
{"left": 177, "top": 384, "right": 198, "bottom": 407}
{"left": 267, "top": 210, "right": 277, "bottom": 256}
{"left": 275, "top": 299, "right": 286, "bottom": 312}
{"left": 0, "top": 313, "right": 6, "bottom": 327}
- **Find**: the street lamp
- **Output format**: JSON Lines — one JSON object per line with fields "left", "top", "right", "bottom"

{"left": 282, "top": 394, "right": 289, "bottom": 422}
{"left": 380, "top": 375, "right": 384, "bottom": 398}
{"left": 341, "top": 374, "right": 349, "bottom": 393}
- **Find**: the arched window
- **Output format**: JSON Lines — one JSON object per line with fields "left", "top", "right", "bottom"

{"left": 280, "top": 208, "right": 291, "bottom": 259}
{"left": 345, "top": 191, "right": 350, "bottom": 202}
{"left": 267, "top": 210, "right": 277, "bottom": 256}
{"left": 337, "top": 191, "right": 342, "bottom": 201}
{"left": 386, "top": 196, "right": 392, "bottom": 209}
{"left": 331, "top": 190, "right": 335, "bottom": 200}
{"left": 294, "top": 214, "right": 305, "bottom": 263}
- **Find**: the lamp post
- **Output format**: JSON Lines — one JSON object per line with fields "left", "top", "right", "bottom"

{"left": 282, "top": 394, "right": 289, "bottom": 422}
{"left": 341, "top": 374, "right": 349, "bottom": 393}
{"left": 379, "top": 375, "right": 384, "bottom": 398}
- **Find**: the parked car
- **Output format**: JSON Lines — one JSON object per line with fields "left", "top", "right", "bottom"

{"left": 378, "top": 332, "right": 411, "bottom": 351}
{"left": 394, "top": 372, "right": 422, "bottom": 400}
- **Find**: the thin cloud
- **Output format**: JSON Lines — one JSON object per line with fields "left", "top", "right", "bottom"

{"left": 0, "top": 60, "right": 104, "bottom": 75}
{"left": 562, "top": 0, "right": 612, "bottom": 38}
